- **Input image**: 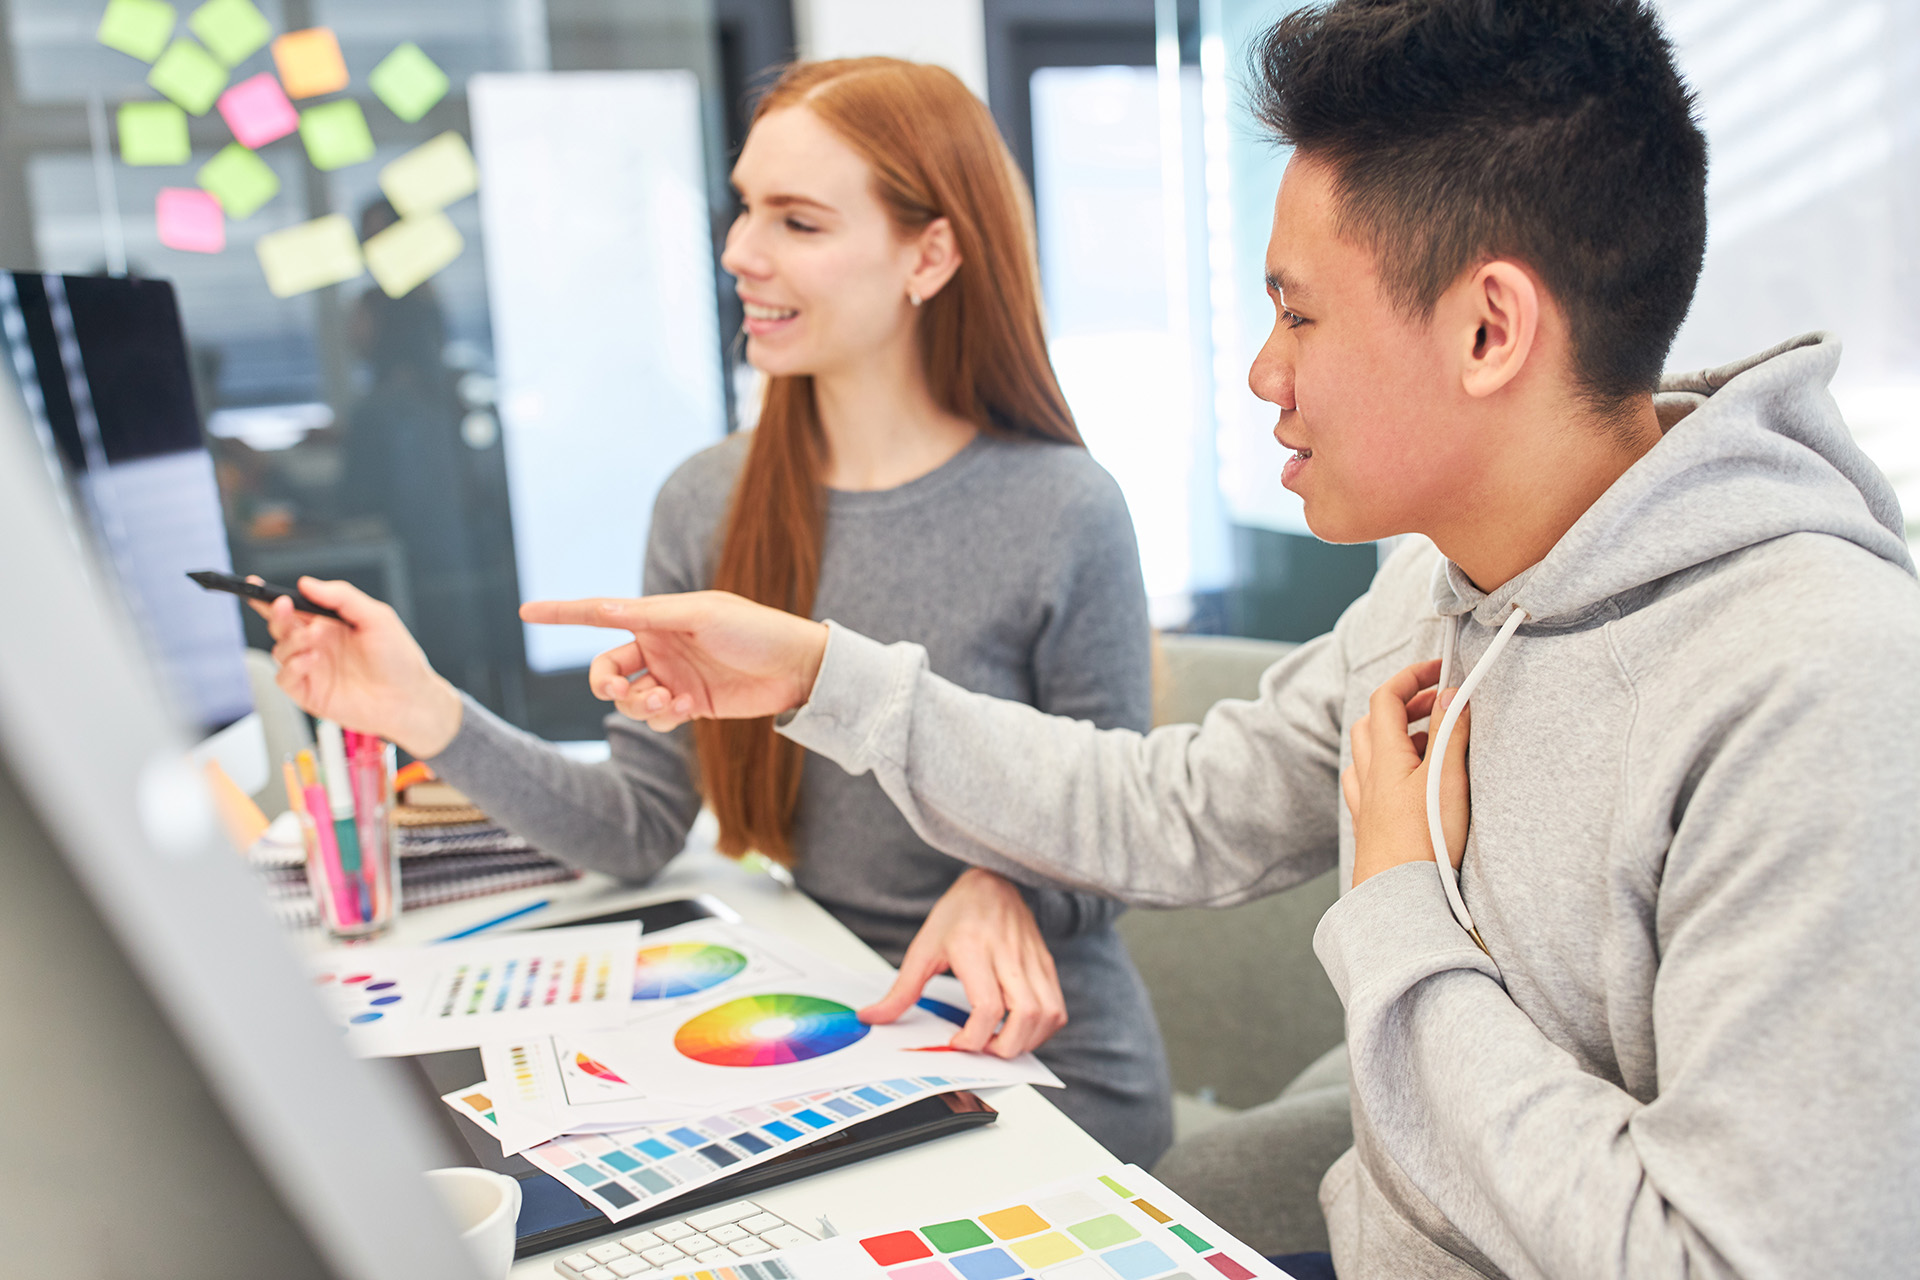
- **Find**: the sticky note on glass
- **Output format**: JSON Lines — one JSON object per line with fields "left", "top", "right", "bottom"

{"left": 256, "top": 214, "right": 364, "bottom": 297}
{"left": 188, "top": 0, "right": 270, "bottom": 66}
{"left": 272, "top": 27, "right": 349, "bottom": 99}
{"left": 147, "top": 38, "right": 227, "bottom": 114}
{"left": 299, "top": 100, "right": 374, "bottom": 171}
{"left": 379, "top": 132, "right": 476, "bottom": 216}
{"left": 156, "top": 187, "right": 225, "bottom": 253}
{"left": 368, "top": 42, "right": 450, "bottom": 124}
{"left": 198, "top": 143, "right": 279, "bottom": 218}
{"left": 117, "top": 101, "right": 190, "bottom": 165}
{"left": 97, "top": 0, "right": 176, "bottom": 63}
{"left": 217, "top": 72, "right": 297, "bottom": 148}
{"left": 363, "top": 213, "right": 463, "bottom": 298}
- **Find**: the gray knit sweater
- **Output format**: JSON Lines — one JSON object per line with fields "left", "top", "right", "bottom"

{"left": 429, "top": 429, "right": 1173, "bottom": 1164}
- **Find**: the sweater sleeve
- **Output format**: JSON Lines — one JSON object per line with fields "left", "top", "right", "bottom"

{"left": 422, "top": 454, "right": 720, "bottom": 881}
{"left": 1012, "top": 457, "right": 1156, "bottom": 937}
{"left": 1312, "top": 629, "right": 1920, "bottom": 1280}
{"left": 776, "top": 586, "right": 1366, "bottom": 909}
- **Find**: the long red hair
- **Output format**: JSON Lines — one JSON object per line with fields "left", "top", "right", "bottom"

{"left": 696, "top": 58, "right": 1083, "bottom": 864}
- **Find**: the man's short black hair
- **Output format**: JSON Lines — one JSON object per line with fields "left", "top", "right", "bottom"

{"left": 1252, "top": 0, "right": 1708, "bottom": 408}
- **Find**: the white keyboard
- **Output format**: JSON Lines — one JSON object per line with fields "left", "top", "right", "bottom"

{"left": 553, "top": 1199, "right": 816, "bottom": 1280}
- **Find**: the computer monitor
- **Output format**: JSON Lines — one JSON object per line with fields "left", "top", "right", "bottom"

{"left": 0, "top": 335, "right": 478, "bottom": 1276}
{"left": 0, "top": 271, "right": 266, "bottom": 794}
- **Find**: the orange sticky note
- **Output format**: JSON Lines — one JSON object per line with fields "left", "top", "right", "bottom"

{"left": 272, "top": 26, "right": 348, "bottom": 98}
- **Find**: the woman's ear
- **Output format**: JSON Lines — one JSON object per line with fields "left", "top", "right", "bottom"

{"left": 906, "top": 217, "right": 963, "bottom": 304}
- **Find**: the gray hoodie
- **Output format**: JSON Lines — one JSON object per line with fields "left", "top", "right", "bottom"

{"left": 775, "top": 333, "right": 1920, "bottom": 1278}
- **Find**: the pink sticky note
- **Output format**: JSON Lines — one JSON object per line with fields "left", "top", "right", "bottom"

{"left": 217, "top": 72, "right": 297, "bottom": 149}
{"left": 157, "top": 188, "right": 226, "bottom": 253}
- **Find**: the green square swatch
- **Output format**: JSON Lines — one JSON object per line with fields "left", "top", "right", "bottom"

{"left": 367, "top": 42, "right": 450, "bottom": 123}
{"left": 147, "top": 38, "right": 228, "bottom": 114}
{"left": 97, "top": 0, "right": 176, "bottom": 63}
{"left": 299, "top": 100, "right": 375, "bottom": 171}
{"left": 921, "top": 1220, "right": 994, "bottom": 1253}
{"left": 117, "top": 101, "right": 190, "bottom": 165}
{"left": 188, "top": 0, "right": 270, "bottom": 66}
{"left": 1067, "top": 1215, "right": 1140, "bottom": 1249}
{"left": 198, "top": 143, "right": 279, "bottom": 217}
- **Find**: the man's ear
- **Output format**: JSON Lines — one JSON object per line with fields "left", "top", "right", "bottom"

{"left": 1455, "top": 259, "right": 1540, "bottom": 400}
{"left": 907, "top": 217, "right": 963, "bottom": 303}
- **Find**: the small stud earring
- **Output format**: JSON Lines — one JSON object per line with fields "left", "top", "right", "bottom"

{"left": 908, "top": 289, "right": 923, "bottom": 307}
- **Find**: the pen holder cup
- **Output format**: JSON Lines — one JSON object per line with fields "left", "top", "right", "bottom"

{"left": 294, "top": 741, "right": 398, "bottom": 941}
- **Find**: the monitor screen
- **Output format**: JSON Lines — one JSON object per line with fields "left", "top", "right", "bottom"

{"left": 0, "top": 272, "right": 253, "bottom": 739}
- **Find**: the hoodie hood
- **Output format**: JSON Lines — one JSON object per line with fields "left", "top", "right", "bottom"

{"left": 1431, "top": 332, "right": 1915, "bottom": 626}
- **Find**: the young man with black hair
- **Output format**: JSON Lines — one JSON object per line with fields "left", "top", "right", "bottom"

{"left": 526, "top": 1, "right": 1920, "bottom": 1274}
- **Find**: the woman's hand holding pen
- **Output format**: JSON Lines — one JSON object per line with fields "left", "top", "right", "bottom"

{"left": 249, "top": 575, "right": 465, "bottom": 758}
{"left": 520, "top": 591, "right": 830, "bottom": 731}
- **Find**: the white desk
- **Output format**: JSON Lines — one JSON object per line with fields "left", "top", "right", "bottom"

{"left": 376, "top": 841, "right": 1114, "bottom": 1279}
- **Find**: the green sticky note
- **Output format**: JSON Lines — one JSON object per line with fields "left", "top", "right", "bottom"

{"left": 188, "top": 0, "right": 270, "bottom": 66}
{"left": 921, "top": 1219, "right": 993, "bottom": 1254}
{"left": 117, "top": 101, "right": 190, "bottom": 165}
{"left": 197, "top": 143, "right": 279, "bottom": 217}
{"left": 147, "top": 38, "right": 228, "bottom": 114}
{"left": 299, "top": 100, "right": 375, "bottom": 171}
{"left": 97, "top": 0, "right": 176, "bottom": 63}
{"left": 367, "top": 42, "right": 450, "bottom": 123}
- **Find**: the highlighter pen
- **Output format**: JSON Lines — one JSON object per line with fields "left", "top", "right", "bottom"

{"left": 298, "top": 750, "right": 359, "bottom": 926}
{"left": 343, "top": 730, "right": 385, "bottom": 922}
{"left": 316, "top": 720, "right": 363, "bottom": 877}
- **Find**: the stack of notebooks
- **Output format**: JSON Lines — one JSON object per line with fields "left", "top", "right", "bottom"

{"left": 252, "top": 778, "right": 579, "bottom": 929}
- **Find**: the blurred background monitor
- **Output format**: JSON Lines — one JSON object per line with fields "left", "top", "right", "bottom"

{"left": 0, "top": 331, "right": 476, "bottom": 1278}
{"left": 0, "top": 270, "right": 266, "bottom": 793}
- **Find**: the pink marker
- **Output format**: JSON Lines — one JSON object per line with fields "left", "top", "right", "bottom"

{"left": 304, "top": 780, "right": 360, "bottom": 926}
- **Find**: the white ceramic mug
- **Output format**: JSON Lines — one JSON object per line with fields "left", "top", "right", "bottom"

{"left": 426, "top": 1166, "right": 523, "bottom": 1279}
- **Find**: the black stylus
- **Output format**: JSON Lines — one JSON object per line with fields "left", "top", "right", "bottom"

{"left": 187, "top": 570, "right": 350, "bottom": 624}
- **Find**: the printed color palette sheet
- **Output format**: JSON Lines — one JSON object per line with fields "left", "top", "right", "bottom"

{"left": 640, "top": 1166, "right": 1290, "bottom": 1280}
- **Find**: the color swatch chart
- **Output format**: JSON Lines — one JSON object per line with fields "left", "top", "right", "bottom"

{"left": 642, "top": 1166, "right": 1288, "bottom": 1280}
{"left": 512, "top": 1075, "right": 962, "bottom": 1223}
{"left": 309, "top": 920, "right": 641, "bottom": 1056}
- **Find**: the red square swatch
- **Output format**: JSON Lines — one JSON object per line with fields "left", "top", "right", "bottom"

{"left": 861, "top": 1231, "right": 933, "bottom": 1266}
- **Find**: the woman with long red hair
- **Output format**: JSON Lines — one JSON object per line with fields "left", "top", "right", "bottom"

{"left": 258, "top": 58, "right": 1172, "bottom": 1163}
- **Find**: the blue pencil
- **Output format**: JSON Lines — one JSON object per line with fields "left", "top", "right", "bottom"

{"left": 433, "top": 898, "right": 552, "bottom": 943}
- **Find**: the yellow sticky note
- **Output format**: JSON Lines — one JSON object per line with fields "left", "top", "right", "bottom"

{"left": 255, "top": 214, "right": 364, "bottom": 297}
{"left": 378, "top": 132, "right": 477, "bottom": 217}
{"left": 363, "top": 213, "right": 464, "bottom": 299}
{"left": 271, "top": 26, "right": 349, "bottom": 98}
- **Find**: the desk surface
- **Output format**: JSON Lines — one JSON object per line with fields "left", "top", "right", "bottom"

{"left": 374, "top": 837, "right": 1114, "bottom": 1279}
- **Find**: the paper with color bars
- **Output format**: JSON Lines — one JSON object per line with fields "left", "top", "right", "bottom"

{"left": 639, "top": 1166, "right": 1290, "bottom": 1280}
{"left": 308, "top": 921, "right": 642, "bottom": 1056}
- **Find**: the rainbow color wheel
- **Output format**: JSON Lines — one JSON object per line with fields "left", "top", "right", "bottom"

{"left": 632, "top": 943, "right": 748, "bottom": 1000}
{"left": 674, "top": 994, "right": 870, "bottom": 1067}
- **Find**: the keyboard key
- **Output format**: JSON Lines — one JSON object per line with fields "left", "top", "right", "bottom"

{"left": 618, "top": 1231, "right": 663, "bottom": 1251}
{"left": 730, "top": 1237, "right": 773, "bottom": 1255}
{"left": 582, "top": 1269, "right": 617, "bottom": 1280}
{"left": 762, "top": 1225, "right": 814, "bottom": 1250}
{"left": 561, "top": 1254, "right": 598, "bottom": 1273}
{"left": 695, "top": 1247, "right": 735, "bottom": 1265}
{"left": 654, "top": 1222, "right": 695, "bottom": 1242}
{"left": 641, "top": 1244, "right": 686, "bottom": 1266}
{"left": 688, "top": 1201, "right": 761, "bottom": 1231}
{"left": 739, "top": 1213, "right": 785, "bottom": 1234}
{"left": 707, "top": 1223, "right": 749, "bottom": 1244}
{"left": 674, "top": 1232, "right": 716, "bottom": 1255}
{"left": 588, "top": 1244, "right": 630, "bottom": 1264}
{"left": 609, "top": 1258, "right": 653, "bottom": 1276}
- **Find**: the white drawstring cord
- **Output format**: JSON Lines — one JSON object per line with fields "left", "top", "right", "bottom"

{"left": 1426, "top": 605, "right": 1528, "bottom": 953}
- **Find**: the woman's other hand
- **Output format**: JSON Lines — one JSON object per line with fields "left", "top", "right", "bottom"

{"left": 250, "top": 576, "right": 463, "bottom": 757}
{"left": 857, "top": 868, "right": 1069, "bottom": 1059}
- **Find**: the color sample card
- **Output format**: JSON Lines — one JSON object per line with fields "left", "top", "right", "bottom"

{"left": 637, "top": 1166, "right": 1289, "bottom": 1280}
{"left": 97, "top": 0, "right": 176, "bottom": 62}
{"left": 117, "top": 100, "right": 190, "bottom": 165}
{"left": 148, "top": 37, "right": 228, "bottom": 114}
{"left": 308, "top": 921, "right": 642, "bottom": 1055}
{"left": 187, "top": 0, "right": 269, "bottom": 65}
{"left": 513, "top": 1075, "right": 955, "bottom": 1223}
{"left": 255, "top": 213, "right": 363, "bottom": 296}
{"left": 198, "top": 142, "right": 279, "bottom": 217}
{"left": 299, "top": 99, "right": 374, "bottom": 171}
{"left": 156, "top": 187, "right": 224, "bottom": 252}
{"left": 369, "top": 41, "right": 451, "bottom": 123}
{"left": 218, "top": 71, "right": 298, "bottom": 148}
{"left": 363, "top": 212, "right": 464, "bottom": 298}
{"left": 272, "top": 26, "right": 349, "bottom": 98}
{"left": 378, "top": 131, "right": 478, "bottom": 216}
